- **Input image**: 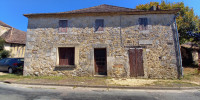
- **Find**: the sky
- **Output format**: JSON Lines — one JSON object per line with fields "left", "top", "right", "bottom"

{"left": 0, "top": 0, "right": 200, "bottom": 32}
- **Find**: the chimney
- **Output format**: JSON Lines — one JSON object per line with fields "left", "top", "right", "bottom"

{"left": 157, "top": 5, "right": 160, "bottom": 10}
{"left": 149, "top": 6, "right": 157, "bottom": 11}
{"left": 11, "top": 27, "right": 13, "bottom": 35}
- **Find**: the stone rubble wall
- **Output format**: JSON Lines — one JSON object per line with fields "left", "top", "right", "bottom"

{"left": 24, "top": 14, "right": 178, "bottom": 78}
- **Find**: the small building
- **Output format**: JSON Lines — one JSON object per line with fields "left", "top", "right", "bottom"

{"left": 181, "top": 42, "right": 200, "bottom": 66}
{"left": 23, "top": 4, "right": 182, "bottom": 78}
{"left": 0, "top": 21, "right": 26, "bottom": 58}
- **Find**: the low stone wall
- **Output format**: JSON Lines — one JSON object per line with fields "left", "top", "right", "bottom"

{"left": 24, "top": 14, "right": 178, "bottom": 78}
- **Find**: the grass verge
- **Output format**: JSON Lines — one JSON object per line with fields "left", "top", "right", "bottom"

{"left": 0, "top": 67, "right": 199, "bottom": 87}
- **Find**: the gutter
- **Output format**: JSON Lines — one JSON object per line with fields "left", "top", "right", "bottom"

{"left": 174, "top": 15, "right": 183, "bottom": 79}
{"left": 23, "top": 9, "right": 180, "bottom": 18}
{"left": 119, "top": 15, "right": 123, "bottom": 47}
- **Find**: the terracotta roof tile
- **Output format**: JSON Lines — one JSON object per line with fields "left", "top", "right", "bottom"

{"left": 0, "top": 21, "right": 26, "bottom": 44}
{"left": 59, "top": 4, "right": 141, "bottom": 14}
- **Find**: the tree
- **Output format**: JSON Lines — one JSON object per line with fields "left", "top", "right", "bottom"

{"left": 0, "top": 37, "right": 10, "bottom": 59}
{"left": 136, "top": 1, "right": 200, "bottom": 44}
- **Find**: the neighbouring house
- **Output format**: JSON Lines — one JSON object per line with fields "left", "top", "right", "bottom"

{"left": 181, "top": 42, "right": 200, "bottom": 66}
{"left": 23, "top": 4, "right": 182, "bottom": 78}
{"left": 0, "top": 21, "right": 26, "bottom": 58}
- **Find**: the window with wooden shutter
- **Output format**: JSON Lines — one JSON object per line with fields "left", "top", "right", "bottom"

{"left": 139, "top": 18, "right": 148, "bottom": 30}
{"left": 59, "top": 20, "right": 68, "bottom": 33}
{"left": 95, "top": 19, "right": 104, "bottom": 32}
{"left": 59, "top": 47, "right": 75, "bottom": 65}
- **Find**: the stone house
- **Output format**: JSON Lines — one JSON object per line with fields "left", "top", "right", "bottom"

{"left": 0, "top": 21, "right": 26, "bottom": 58}
{"left": 24, "top": 4, "right": 182, "bottom": 78}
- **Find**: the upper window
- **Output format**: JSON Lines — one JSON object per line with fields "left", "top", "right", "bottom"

{"left": 139, "top": 18, "right": 148, "bottom": 30}
{"left": 58, "top": 47, "right": 75, "bottom": 66}
{"left": 59, "top": 20, "right": 68, "bottom": 33}
{"left": 95, "top": 19, "right": 104, "bottom": 32}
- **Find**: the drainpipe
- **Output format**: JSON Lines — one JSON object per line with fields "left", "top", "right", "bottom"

{"left": 174, "top": 15, "right": 183, "bottom": 79}
{"left": 119, "top": 15, "right": 123, "bottom": 47}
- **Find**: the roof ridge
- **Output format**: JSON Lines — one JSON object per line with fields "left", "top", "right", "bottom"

{"left": 60, "top": 4, "right": 137, "bottom": 13}
{"left": 99, "top": 4, "right": 135, "bottom": 10}
{"left": 0, "top": 21, "right": 12, "bottom": 28}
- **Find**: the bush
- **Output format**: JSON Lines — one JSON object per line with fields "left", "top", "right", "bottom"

{"left": 0, "top": 38, "right": 5, "bottom": 51}
{"left": 0, "top": 50, "right": 10, "bottom": 59}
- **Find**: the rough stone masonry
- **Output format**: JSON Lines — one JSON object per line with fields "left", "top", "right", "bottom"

{"left": 23, "top": 5, "right": 181, "bottom": 79}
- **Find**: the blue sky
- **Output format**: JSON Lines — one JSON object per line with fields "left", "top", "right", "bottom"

{"left": 0, "top": 0, "right": 199, "bottom": 32}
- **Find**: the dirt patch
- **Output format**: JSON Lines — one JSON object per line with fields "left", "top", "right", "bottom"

{"left": 107, "top": 79, "right": 157, "bottom": 86}
{"left": 0, "top": 72, "right": 8, "bottom": 75}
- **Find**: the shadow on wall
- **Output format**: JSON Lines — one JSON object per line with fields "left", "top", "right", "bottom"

{"left": 28, "top": 14, "right": 174, "bottom": 29}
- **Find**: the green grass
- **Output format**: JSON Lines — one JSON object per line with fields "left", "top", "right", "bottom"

{"left": 0, "top": 74, "right": 110, "bottom": 85}
{"left": 0, "top": 69, "right": 199, "bottom": 88}
{"left": 0, "top": 74, "right": 30, "bottom": 81}
{"left": 150, "top": 80, "right": 200, "bottom": 87}
{"left": 182, "top": 69, "right": 199, "bottom": 80}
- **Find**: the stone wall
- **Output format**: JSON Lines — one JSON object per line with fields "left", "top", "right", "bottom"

{"left": 24, "top": 14, "right": 179, "bottom": 78}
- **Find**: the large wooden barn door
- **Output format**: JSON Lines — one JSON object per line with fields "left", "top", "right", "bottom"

{"left": 129, "top": 48, "right": 144, "bottom": 77}
{"left": 94, "top": 48, "right": 107, "bottom": 75}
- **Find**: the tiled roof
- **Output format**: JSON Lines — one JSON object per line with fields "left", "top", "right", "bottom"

{"left": 181, "top": 42, "right": 199, "bottom": 50}
{"left": 24, "top": 4, "right": 179, "bottom": 17}
{"left": 60, "top": 4, "right": 141, "bottom": 13}
{"left": 0, "top": 21, "right": 26, "bottom": 44}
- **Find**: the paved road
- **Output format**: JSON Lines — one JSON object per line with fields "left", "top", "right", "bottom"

{"left": 0, "top": 82, "right": 199, "bottom": 100}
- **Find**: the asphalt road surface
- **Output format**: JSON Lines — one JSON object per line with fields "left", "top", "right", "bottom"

{"left": 0, "top": 82, "right": 199, "bottom": 100}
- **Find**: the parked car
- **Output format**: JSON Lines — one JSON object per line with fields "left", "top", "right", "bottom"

{"left": 0, "top": 58, "right": 24, "bottom": 73}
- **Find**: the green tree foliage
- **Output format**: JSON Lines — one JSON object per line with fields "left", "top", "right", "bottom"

{"left": 0, "top": 50, "right": 10, "bottom": 59}
{"left": 0, "top": 38, "right": 5, "bottom": 51}
{"left": 0, "top": 37, "right": 10, "bottom": 59}
{"left": 136, "top": 1, "right": 200, "bottom": 44}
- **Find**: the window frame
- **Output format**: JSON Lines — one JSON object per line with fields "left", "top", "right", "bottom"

{"left": 95, "top": 19, "right": 104, "bottom": 32}
{"left": 139, "top": 18, "right": 148, "bottom": 30}
{"left": 58, "top": 20, "right": 68, "bottom": 33}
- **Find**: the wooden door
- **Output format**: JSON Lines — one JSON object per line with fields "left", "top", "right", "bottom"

{"left": 94, "top": 48, "right": 107, "bottom": 75}
{"left": 129, "top": 48, "right": 144, "bottom": 77}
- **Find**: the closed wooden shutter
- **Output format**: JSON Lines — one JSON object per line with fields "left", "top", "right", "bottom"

{"left": 59, "top": 48, "right": 74, "bottom": 65}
